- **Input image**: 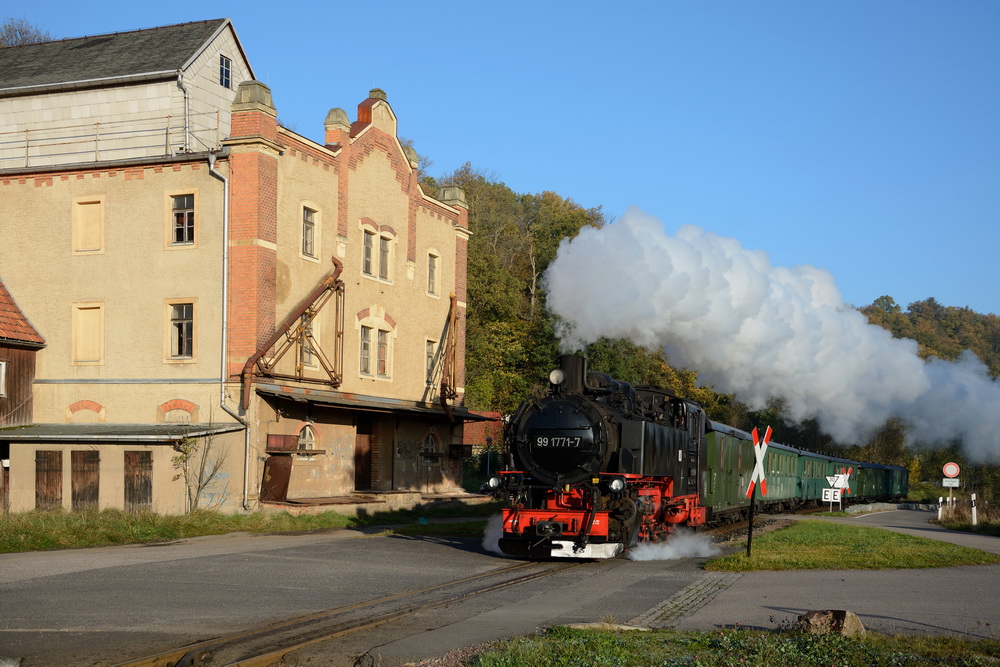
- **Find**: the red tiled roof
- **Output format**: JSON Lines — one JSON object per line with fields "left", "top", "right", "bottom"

{"left": 0, "top": 278, "right": 44, "bottom": 345}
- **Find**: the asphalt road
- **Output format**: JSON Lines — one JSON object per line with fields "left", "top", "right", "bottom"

{"left": 0, "top": 508, "right": 997, "bottom": 666}
{"left": 672, "top": 509, "right": 1000, "bottom": 638}
{"left": 0, "top": 525, "right": 706, "bottom": 666}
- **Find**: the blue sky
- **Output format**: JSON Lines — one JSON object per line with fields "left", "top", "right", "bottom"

{"left": 14, "top": 1, "right": 999, "bottom": 315}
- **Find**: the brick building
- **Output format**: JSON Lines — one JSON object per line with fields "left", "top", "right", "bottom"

{"left": 0, "top": 19, "right": 479, "bottom": 514}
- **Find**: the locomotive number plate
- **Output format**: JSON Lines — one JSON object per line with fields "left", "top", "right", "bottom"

{"left": 533, "top": 436, "right": 583, "bottom": 448}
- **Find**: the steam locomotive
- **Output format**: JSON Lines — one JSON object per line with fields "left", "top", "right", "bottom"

{"left": 486, "top": 355, "right": 909, "bottom": 559}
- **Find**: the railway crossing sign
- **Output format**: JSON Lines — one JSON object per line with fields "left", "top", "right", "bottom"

{"left": 746, "top": 425, "right": 772, "bottom": 499}
{"left": 745, "top": 425, "right": 773, "bottom": 559}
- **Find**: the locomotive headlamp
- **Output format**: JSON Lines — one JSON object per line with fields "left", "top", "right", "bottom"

{"left": 608, "top": 477, "right": 626, "bottom": 493}
{"left": 549, "top": 368, "right": 565, "bottom": 386}
{"left": 486, "top": 476, "right": 501, "bottom": 489}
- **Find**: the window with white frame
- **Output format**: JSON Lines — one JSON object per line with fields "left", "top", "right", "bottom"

{"left": 172, "top": 194, "right": 195, "bottom": 245}
{"left": 219, "top": 55, "right": 232, "bottom": 89}
{"left": 298, "top": 425, "right": 316, "bottom": 451}
{"left": 170, "top": 303, "right": 194, "bottom": 358}
{"left": 377, "top": 330, "right": 389, "bottom": 376}
{"left": 0, "top": 360, "right": 6, "bottom": 397}
{"left": 299, "top": 314, "right": 316, "bottom": 368}
{"left": 362, "top": 231, "right": 374, "bottom": 275}
{"left": 302, "top": 207, "right": 316, "bottom": 258}
{"left": 360, "top": 325, "right": 392, "bottom": 378}
{"left": 362, "top": 228, "right": 393, "bottom": 280}
{"left": 360, "top": 325, "right": 372, "bottom": 375}
{"left": 427, "top": 253, "right": 438, "bottom": 295}
{"left": 378, "top": 236, "right": 390, "bottom": 280}
{"left": 425, "top": 340, "right": 436, "bottom": 385}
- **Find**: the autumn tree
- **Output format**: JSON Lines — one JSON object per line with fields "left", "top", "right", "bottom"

{"left": 440, "top": 163, "right": 605, "bottom": 411}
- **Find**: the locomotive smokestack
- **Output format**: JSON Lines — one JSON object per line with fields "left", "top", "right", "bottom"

{"left": 560, "top": 354, "right": 587, "bottom": 394}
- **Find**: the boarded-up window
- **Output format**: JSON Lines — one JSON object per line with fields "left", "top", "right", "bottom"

{"left": 72, "top": 199, "right": 103, "bottom": 253}
{"left": 73, "top": 304, "right": 103, "bottom": 363}
{"left": 124, "top": 451, "right": 152, "bottom": 513}
{"left": 35, "top": 450, "right": 62, "bottom": 510}
{"left": 71, "top": 450, "right": 100, "bottom": 511}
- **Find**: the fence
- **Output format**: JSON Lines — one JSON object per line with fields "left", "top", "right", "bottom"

{"left": 0, "top": 111, "right": 225, "bottom": 169}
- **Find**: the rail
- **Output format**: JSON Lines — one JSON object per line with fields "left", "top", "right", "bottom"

{"left": 115, "top": 560, "right": 584, "bottom": 666}
{"left": 0, "top": 111, "right": 225, "bottom": 169}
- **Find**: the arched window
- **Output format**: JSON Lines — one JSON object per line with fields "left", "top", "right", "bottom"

{"left": 298, "top": 425, "right": 316, "bottom": 451}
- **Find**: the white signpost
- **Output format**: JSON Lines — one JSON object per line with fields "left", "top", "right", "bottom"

{"left": 824, "top": 472, "right": 850, "bottom": 511}
{"left": 942, "top": 462, "right": 961, "bottom": 512}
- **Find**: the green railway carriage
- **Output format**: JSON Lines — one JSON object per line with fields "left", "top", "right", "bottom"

{"left": 700, "top": 420, "right": 909, "bottom": 520}
{"left": 799, "top": 452, "right": 833, "bottom": 502}
{"left": 702, "top": 422, "right": 800, "bottom": 518}
{"left": 701, "top": 423, "right": 754, "bottom": 519}
{"left": 761, "top": 441, "right": 800, "bottom": 509}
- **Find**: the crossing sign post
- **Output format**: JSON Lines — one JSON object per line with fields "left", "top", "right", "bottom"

{"left": 746, "top": 426, "right": 772, "bottom": 557}
{"left": 823, "top": 470, "right": 851, "bottom": 511}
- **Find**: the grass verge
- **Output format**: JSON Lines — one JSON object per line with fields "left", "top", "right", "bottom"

{"left": 705, "top": 520, "right": 1000, "bottom": 571}
{"left": 466, "top": 626, "right": 1000, "bottom": 666}
{"left": 0, "top": 502, "right": 500, "bottom": 554}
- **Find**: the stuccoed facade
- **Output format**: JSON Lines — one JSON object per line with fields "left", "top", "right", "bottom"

{"left": 0, "top": 19, "right": 476, "bottom": 514}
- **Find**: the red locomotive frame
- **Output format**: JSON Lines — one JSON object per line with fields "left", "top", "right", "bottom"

{"left": 497, "top": 471, "right": 707, "bottom": 558}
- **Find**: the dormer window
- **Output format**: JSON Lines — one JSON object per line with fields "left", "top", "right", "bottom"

{"left": 219, "top": 55, "right": 232, "bottom": 89}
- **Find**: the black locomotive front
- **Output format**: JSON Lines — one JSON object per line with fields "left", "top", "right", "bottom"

{"left": 488, "top": 355, "right": 709, "bottom": 558}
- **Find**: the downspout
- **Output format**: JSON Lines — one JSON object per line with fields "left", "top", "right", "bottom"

{"left": 176, "top": 71, "right": 191, "bottom": 152}
{"left": 208, "top": 152, "right": 252, "bottom": 512}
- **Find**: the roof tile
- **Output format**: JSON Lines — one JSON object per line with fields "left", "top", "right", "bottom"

{"left": 0, "top": 279, "right": 45, "bottom": 345}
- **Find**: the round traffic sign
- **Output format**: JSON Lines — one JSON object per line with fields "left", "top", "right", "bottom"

{"left": 943, "top": 462, "right": 960, "bottom": 478}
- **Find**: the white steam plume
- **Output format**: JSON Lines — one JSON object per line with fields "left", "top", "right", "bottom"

{"left": 628, "top": 530, "right": 720, "bottom": 561}
{"left": 482, "top": 514, "right": 509, "bottom": 556}
{"left": 544, "top": 207, "right": 1000, "bottom": 461}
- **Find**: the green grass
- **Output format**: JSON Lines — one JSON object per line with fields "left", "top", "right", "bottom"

{"left": 466, "top": 626, "right": 1000, "bottom": 666}
{"left": 0, "top": 502, "right": 500, "bottom": 554}
{"left": 705, "top": 520, "right": 1000, "bottom": 571}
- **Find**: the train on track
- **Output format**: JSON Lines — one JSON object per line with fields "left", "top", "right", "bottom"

{"left": 486, "top": 354, "right": 909, "bottom": 559}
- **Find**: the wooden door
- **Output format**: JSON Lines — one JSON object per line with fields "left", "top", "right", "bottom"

{"left": 35, "top": 450, "right": 62, "bottom": 510}
{"left": 71, "top": 450, "right": 100, "bottom": 511}
{"left": 355, "top": 418, "right": 372, "bottom": 491}
{"left": 124, "top": 451, "right": 152, "bottom": 513}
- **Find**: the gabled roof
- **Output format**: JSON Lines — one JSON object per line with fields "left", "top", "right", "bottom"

{"left": 0, "top": 18, "right": 246, "bottom": 94}
{"left": 0, "top": 278, "right": 44, "bottom": 347}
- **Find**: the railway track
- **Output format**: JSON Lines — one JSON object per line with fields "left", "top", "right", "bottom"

{"left": 115, "top": 559, "right": 585, "bottom": 667}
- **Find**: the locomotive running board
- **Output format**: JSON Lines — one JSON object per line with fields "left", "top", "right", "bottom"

{"left": 549, "top": 540, "right": 623, "bottom": 559}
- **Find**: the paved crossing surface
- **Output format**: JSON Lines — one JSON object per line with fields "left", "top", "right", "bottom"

{"left": 669, "top": 509, "right": 1000, "bottom": 637}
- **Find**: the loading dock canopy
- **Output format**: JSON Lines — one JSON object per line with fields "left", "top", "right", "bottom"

{"left": 0, "top": 423, "right": 245, "bottom": 443}
{"left": 255, "top": 384, "right": 495, "bottom": 421}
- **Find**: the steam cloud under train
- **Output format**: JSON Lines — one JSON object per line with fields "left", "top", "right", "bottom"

{"left": 543, "top": 207, "right": 999, "bottom": 462}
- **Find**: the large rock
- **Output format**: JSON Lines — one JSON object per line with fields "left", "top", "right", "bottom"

{"left": 798, "top": 610, "right": 866, "bottom": 637}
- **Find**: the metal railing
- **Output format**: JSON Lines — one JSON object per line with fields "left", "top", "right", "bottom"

{"left": 0, "top": 111, "right": 225, "bottom": 169}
